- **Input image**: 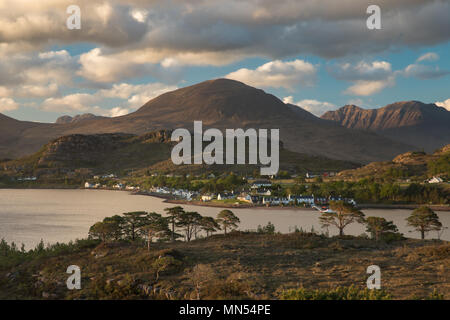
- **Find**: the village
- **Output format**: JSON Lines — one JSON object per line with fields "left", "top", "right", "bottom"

{"left": 83, "top": 174, "right": 357, "bottom": 208}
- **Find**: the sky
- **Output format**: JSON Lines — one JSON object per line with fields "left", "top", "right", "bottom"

{"left": 0, "top": 0, "right": 449, "bottom": 123}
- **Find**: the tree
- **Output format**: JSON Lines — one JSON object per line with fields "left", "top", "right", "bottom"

{"left": 177, "top": 211, "right": 203, "bottom": 242}
{"left": 406, "top": 206, "right": 442, "bottom": 240}
{"left": 88, "top": 221, "right": 117, "bottom": 242}
{"left": 140, "top": 212, "right": 170, "bottom": 251}
{"left": 319, "top": 201, "right": 365, "bottom": 237}
{"left": 200, "top": 216, "right": 221, "bottom": 237}
{"left": 122, "top": 211, "right": 147, "bottom": 241}
{"left": 189, "top": 264, "right": 216, "bottom": 300}
{"left": 102, "top": 215, "right": 125, "bottom": 241}
{"left": 365, "top": 217, "right": 398, "bottom": 241}
{"left": 164, "top": 206, "right": 185, "bottom": 241}
{"left": 217, "top": 210, "right": 240, "bottom": 235}
{"left": 152, "top": 256, "right": 178, "bottom": 282}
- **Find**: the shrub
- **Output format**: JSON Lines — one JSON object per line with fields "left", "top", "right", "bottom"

{"left": 279, "top": 285, "right": 391, "bottom": 300}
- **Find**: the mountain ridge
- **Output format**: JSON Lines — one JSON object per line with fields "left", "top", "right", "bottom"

{"left": 321, "top": 101, "right": 450, "bottom": 151}
{"left": 0, "top": 79, "right": 415, "bottom": 163}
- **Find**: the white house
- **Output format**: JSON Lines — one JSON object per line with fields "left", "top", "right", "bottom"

{"left": 237, "top": 193, "right": 252, "bottom": 203}
{"left": 254, "top": 188, "right": 272, "bottom": 196}
{"left": 251, "top": 180, "right": 272, "bottom": 189}
{"left": 201, "top": 194, "right": 214, "bottom": 202}
{"left": 84, "top": 182, "right": 94, "bottom": 189}
{"left": 288, "top": 195, "right": 314, "bottom": 205}
{"left": 217, "top": 192, "right": 235, "bottom": 200}
{"left": 428, "top": 176, "right": 444, "bottom": 184}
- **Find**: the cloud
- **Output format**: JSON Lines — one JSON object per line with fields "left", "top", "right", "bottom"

{"left": 41, "top": 93, "right": 101, "bottom": 113}
{"left": 16, "top": 83, "right": 59, "bottom": 98}
{"left": 344, "top": 77, "right": 395, "bottom": 96}
{"left": 329, "top": 61, "right": 395, "bottom": 96}
{"left": 416, "top": 52, "right": 439, "bottom": 62}
{"left": 99, "top": 82, "right": 178, "bottom": 107}
{"left": 329, "top": 61, "right": 392, "bottom": 81}
{"left": 0, "top": 49, "right": 76, "bottom": 98}
{"left": 77, "top": 48, "right": 147, "bottom": 83}
{"left": 0, "top": 97, "right": 19, "bottom": 112}
{"left": 108, "top": 107, "right": 130, "bottom": 117}
{"left": 1, "top": 0, "right": 448, "bottom": 62}
{"left": 435, "top": 99, "right": 450, "bottom": 111}
{"left": 403, "top": 64, "right": 449, "bottom": 80}
{"left": 39, "top": 81, "right": 177, "bottom": 116}
{"left": 225, "top": 59, "right": 317, "bottom": 90}
{"left": 283, "top": 96, "right": 337, "bottom": 116}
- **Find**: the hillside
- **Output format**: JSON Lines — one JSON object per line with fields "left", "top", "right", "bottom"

{"left": 1, "top": 232, "right": 448, "bottom": 300}
{"left": 0, "top": 130, "right": 359, "bottom": 179}
{"left": 0, "top": 79, "right": 413, "bottom": 163}
{"left": 321, "top": 101, "right": 450, "bottom": 152}
{"left": 336, "top": 144, "right": 450, "bottom": 181}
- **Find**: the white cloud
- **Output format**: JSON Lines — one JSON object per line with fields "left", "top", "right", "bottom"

{"left": 344, "top": 76, "right": 395, "bottom": 96}
{"left": 435, "top": 99, "right": 450, "bottom": 111}
{"left": 416, "top": 52, "right": 439, "bottom": 62}
{"left": 77, "top": 48, "right": 145, "bottom": 83}
{"left": 403, "top": 64, "right": 449, "bottom": 80}
{"left": 99, "top": 82, "right": 178, "bottom": 107}
{"left": 329, "top": 61, "right": 392, "bottom": 82}
{"left": 42, "top": 93, "right": 101, "bottom": 113}
{"left": 225, "top": 59, "right": 317, "bottom": 90}
{"left": 108, "top": 107, "right": 130, "bottom": 117}
{"left": 16, "top": 83, "right": 59, "bottom": 98}
{"left": 283, "top": 96, "right": 337, "bottom": 116}
{"left": 130, "top": 8, "right": 148, "bottom": 23}
{"left": 39, "top": 82, "right": 178, "bottom": 116}
{"left": 329, "top": 61, "right": 396, "bottom": 96}
{"left": 0, "top": 97, "right": 19, "bottom": 112}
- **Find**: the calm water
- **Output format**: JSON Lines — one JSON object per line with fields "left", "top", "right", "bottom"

{"left": 0, "top": 189, "right": 448, "bottom": 249}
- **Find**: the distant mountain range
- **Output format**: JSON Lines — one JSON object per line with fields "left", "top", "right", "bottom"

{"left": 55, "top": 113, "right": 105, "bottom": 124}
{"left": 1, "top": 79, "right": 446, "bottom": 164}
{"left": 321, "top": 101, "right": 450, "bottom": 152}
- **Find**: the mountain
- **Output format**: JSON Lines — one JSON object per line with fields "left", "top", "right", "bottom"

{"left": 0, "top": 79, "right": 414, "bottom": 163}
{"left": 55, "top": 113, "right": 104, "bottom": 124}
{"left": 321, "top": 101, "right": 450, "bottom": 152}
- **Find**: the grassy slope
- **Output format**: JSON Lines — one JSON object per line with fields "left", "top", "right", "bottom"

{"left": 1, "top": 233, "right": 448, "bottom": 300}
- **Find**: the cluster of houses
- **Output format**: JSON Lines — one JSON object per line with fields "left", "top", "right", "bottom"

{"left": 84, "top": 182, "right": 140, "bottom": 191}
{"left": 16, "top": 176, "right": 37, "bottom": 181}
{"left": 233, "top": 193, "right": 356, "bottom": 206}
{"left": 150, "top": 186, "right": 198, "bottom": 200}
{"left": 196, "top": 180, "right": 356, "bottom": 206}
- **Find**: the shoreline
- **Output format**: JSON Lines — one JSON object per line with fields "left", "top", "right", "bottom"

{"left": 2, "top": 188, "right": 449, "bottom": 212}
{"left": 158, "top": 195, "right": 450, "bottom": 211}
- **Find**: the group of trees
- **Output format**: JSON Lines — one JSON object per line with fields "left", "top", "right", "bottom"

{"left": 285, "top": 180, "right": 448, "bottom": 205}
{"left": 89, "top": 207, "right": 241, "bottom": 250}
{"left": 89, "top": 201, "right": 444, "bottom": 250}
{"left": 319, "top": 201, "right": 444, "bottom": 240}
{"left": 139, "top": 173, "right": 246, "bottom": 193}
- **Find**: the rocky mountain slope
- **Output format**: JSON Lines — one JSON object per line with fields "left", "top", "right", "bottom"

{"left": 321, "top": 101, "right": 450, "bottom": 152}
